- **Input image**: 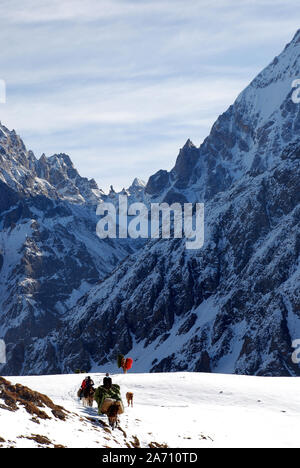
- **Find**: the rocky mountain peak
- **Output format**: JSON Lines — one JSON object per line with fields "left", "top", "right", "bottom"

{"left": 182, "top": 138, "right": 196, "bottom": 150}
{"left": 0, "top": 124, "right": 105, "bottom": 205}
{"left": 48, "top": 153, "right": 74, "bottom": 169}
{"left": 144, "top": 31, "right": 300, "bottom": 204}
{"left": 131, "top": 177, "right": 146, "bottom": 188}
{"left": 127, "top": 177, "right": 146, "bottom": 201}
{"left": 291, "top": 29, "right": 300, "bottom": 45}
{"left": 172, "top": 139, "right": 199, "bottom": 187}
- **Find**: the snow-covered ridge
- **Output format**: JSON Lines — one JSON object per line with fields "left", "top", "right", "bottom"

{"left": 145, "top": 30, "right": 300, "bottom": 204}
{"left": 0, "top": 125, "right": 103, "bottom": 205}
{"left": 0, "top": 122, "right": 147, "bottom": 206}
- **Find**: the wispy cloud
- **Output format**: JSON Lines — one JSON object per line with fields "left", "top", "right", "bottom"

{"left": 0, "top": 0, "right": 299, "bottom": 191}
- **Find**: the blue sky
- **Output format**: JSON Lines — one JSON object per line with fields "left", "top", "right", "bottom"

{"left": 0, "top": 0, "right": 299, "bottom": 191}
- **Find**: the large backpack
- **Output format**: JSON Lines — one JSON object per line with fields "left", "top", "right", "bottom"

{"left": 125, "top": 358, "right": 133, "bottom": 370}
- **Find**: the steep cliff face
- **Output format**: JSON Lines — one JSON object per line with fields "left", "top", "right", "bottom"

{"left": 146, "top": 30, "right": 300, "bottom": 204}
{"left": 54, "top": 144, "right": 300, "bottom": 376}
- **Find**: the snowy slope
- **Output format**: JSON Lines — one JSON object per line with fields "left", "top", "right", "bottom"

{"left": 1, "top": 372, "right": 299, "bottom": 448}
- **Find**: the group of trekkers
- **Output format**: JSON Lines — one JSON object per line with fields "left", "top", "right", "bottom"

{"left": 77, "top": 354, "right": 133, "bottom": 428}
{"left": 79, "top": 374, "right": 124, "bottom": 423}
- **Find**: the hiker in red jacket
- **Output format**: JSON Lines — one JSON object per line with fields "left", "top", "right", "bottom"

{"left": 78, "top": 376, "right": 95, "bottom": 400}
{"left": 81, "top": 376, "right": 94, "bottom": 390}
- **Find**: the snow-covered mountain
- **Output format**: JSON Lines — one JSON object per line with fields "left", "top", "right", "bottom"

{"left": 1, "top": 30, "right": 300, "bottom": 377}
{"left": 0, "top": 122, "right": 146, "bottom": 207}
{"left": 0, "top": 125, "right": 144, "bottom": 375}
{"left": 50, "top": 30, "right": 299, "bottom": 377}
{"left": 146, "top": 30, "right": 300, "bottom": 204}
{"left": 55, "top": 145, "right": 300, "bottom": 376}
{"left": 0, "top": 124, "right": 103, "bottom": 205}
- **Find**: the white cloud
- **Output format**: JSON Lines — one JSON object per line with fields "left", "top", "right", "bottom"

{"left": 0, "top": 0, "right": 299, "bottom": 191}
{"left": 1, "top": 76, "right": 247, "bottom": 141}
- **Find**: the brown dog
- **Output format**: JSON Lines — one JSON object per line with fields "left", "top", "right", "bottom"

{"left": 126, "top": 392, "right": 134, "bottom": 407}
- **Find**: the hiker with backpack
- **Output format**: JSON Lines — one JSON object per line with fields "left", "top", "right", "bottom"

{"left": 78, "top": 376, "right": 95, "bottom": 400}
{"left": 94, "top": 380, "right": 124, "bottom": 417}
{"left": 82, "top": 376, "right": 95, "bottom": 390}
{"left": 103, "top": 373, "right": 112, "bottom": 389}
